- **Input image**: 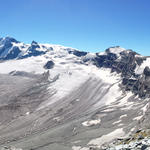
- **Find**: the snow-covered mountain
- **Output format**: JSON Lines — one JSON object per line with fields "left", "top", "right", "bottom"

{"left": 0, "top": 37, "right": 87, "bottom": 60}
{"left": 0, "top": 37, "right": 150, "bottom": 150}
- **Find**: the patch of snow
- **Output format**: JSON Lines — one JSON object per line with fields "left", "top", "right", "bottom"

{"left": 131, "top": 127, "right": 135, "bottom": 132}
{"left": 89, "top": 67, "right": 121, "bottom": 84}
{"left": 72, "top": 146, "right": 81, "bottom": 150}
{"left": 72, "top": 140, "right": 81, "bottom": 144}
{"left": 107, "top": 47, "right": 126, "bottom": 57}
{"left": 133, "top": 115, "right": 143, "bottom": 121}
{"left": 80, "top": 148, "right": 89, "bottom": 150}
{"left": 113, "top": 120, "right": 122, "bottom": 125}
{"left": 82, "top": 119, "right": 101, "bottom": 127}
{"left": 105, "top": 84, "right": 122, "bottom": 105}
{"left": 0, "top": 44, "right": 4, "bottom": 48}
{"left": 142, "top": 103, "right": 149, "bottom": 115}
{"left": 135, "top": 57, "right": 150, "bottom": 74}
{"left": 26, "top": 112, "right": 30, "bottom": 115}
{"left": 76, "top": 99, "right": 80, "bottom": 102}
{"left": 120, "top": 114, "right": 127, "bottom": 119}
{"left": 82, "top": 52, "right": 96, "bottom": 60}
{"left": 88, "top": 128, "right": 125, "bottom": 148}
{"left": 98, "top": 51, "right": 106, "bottom": 55}
{"left": 101, "top": 108, "right": 115, "bottom": 112}
{"left": 53, "top": 117, "right": 61, "bottom": 122}
{"left": 134, "top": 95, "right": 139, "bottom": 99}
{"left": 12, "top": 42, "right": 30, "bottom": 53}
{"left": 116, "top": 92, "right": 135, "bottom": 110}
{"left": 118, "top": 123, "right": 124, "bottom": 127}
{"left": 72, "top": 146, "right": 89, "bottom": 150}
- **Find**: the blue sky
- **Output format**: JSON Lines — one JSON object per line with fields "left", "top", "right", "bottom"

{"left": 0, "top": 0, "right": 150, "bottom": 55}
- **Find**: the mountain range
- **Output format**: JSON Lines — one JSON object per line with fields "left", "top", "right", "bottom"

{"left": 0, "top": 37, "right": 150, "bottom": 150}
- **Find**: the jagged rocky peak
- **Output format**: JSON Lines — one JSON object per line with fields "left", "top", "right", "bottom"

{"left": 0, "top": 36, "right": 19, "bottom": 45}
{"left": 31, "top": 40, "right": 38, "bottom": 45}
{"left": 30, "top": 40, "right": 40, "bottom": 49}
{"left": 95, "top": 46, "right": 145, "bottom": 73}
{"left": 0, "top": 36, "right": 18, "bottom": 49}
{"left": 94, "top": 46, "right": 133, "bottom": 69}
{"left": 91, "top": 46, "right": 150, "bottom": 98}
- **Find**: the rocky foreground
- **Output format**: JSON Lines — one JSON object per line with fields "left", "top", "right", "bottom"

{"left": 103, "top": 130, "right": 150, "bottom": 150}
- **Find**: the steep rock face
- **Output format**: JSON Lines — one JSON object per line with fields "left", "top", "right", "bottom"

{"left": 93, "top": 47, "right": 141, "bottom": 77}
{"left": 144, "top": 66, "right": 150, "bottom": 76}
{"left": 122, "top": 66, "right": 150, "bottom": 98}
{"left": 90, "top": 47, "right": 147, "bottom": 98}
{"left": 4, "top": 47, "right": 21, "bottom": 60}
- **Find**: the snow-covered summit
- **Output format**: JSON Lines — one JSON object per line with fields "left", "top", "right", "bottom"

{"left": 0, "top": 36, "right": 19, "bottom": 44}
{"left": 0, "top": 36, "right": 85, "bottom": 60}
{"left": 106, "top": 46, "right": 126, "bottom": 56}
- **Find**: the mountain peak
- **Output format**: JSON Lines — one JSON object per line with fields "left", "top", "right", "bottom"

{"left": 31, "top": 40, "right": 38, "bottom": 45}
{"left": 1, "top": 36, "right": 19, "bottom": 44}
{"left": 105, "top": 46, "right": 126, "bottom": 55}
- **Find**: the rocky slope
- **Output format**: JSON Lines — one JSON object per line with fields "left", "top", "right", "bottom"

{"left": 0, "top": 37, "right": 150, "bottom": 150}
